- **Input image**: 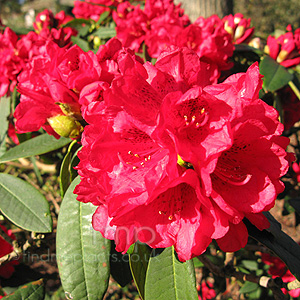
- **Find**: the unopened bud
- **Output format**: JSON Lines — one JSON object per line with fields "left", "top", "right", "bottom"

{"left": 224, "top": 20, "right": 234, "bottom": 37}
{"left": 55, "top": 102, "right": 82, "bottom": 120}
{"left": 234, "top": 25, "right": 245, "bottom": 41}
{"left": 48, "top": 115, "right": 83, "bottom": 139}
{"left": 94, "top": 36, "right": 101, "bottom": 49}
{"left": 277, "top": 50, "right": 289, "bottom": 63}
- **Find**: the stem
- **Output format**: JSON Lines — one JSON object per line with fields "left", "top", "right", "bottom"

{"left": 288, "top": 80, "right": 300, "bottom": 101}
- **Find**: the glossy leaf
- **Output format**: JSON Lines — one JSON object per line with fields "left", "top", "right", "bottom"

{"left": 129, "top": 243, "right": 152, "bottom": 299}
{"left": 2, "top": 279, "right": 45, "bottom": 299}
{"left": 56, "top": 177, "right": 111, "bottom": 300}
{"left": 0, "top": 96, "right": 10, "bottom": 156}
{"left": 93, "top": 27, "right": 116, "bottom": 39}
{"left": 239, "top": 281, "right": 259, "bottom": 294}
{"left": 59, "top": 140, "right": 77, "bottom": 197}
{"left": 245, "top": 212, "right": 300, "bottom": 281}
{"left": 259, "top": 56, "right": 293, "bottom": 92}
{"left": 144, "top": 246, "right": 198, "bottom": 300}
{"left": 0, "top": 134, "right": 71, "bottom": 163}
{"left": 110, "top": 241, "right": 133, "bottom": 287}
{"left": 71, "top": 36, "right": 90, "bottom": 52}
{"left": 289, "top": 198, "right": 300, "bottom": 215}
{"left": 0, "top": 173, "right": 52, "bottom": 232}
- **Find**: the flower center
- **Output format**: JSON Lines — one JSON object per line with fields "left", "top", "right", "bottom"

{"left": 214, "top": 159, "right": 252, "bottom": 186}
{"left": 182, "top": 107, "right": 209, "bottom": 130}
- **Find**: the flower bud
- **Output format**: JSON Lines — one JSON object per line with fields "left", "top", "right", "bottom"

{"left": 48, "top": 115, "right": 83, "bottom": 139}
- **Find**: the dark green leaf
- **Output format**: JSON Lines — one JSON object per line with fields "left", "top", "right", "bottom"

{"left": 259, "top": 56, "right": 293, "bottom": 92}
{"left": 144, "top": 246, "right": 198, "bottom": 300}
{"left": 59, "top": 140, "right": 77, "bottom": 197}
{"left": 2, "top": 279, "right": 45, "bottom": 299}
{"left": 245, "top": 212, "right": 300, "bottom": 281}
{"left": 95, "top": 11, "right": 110, "bottom": 26}
{"left": 0, "top": 96, "right": 10, "bottom": 156}
{"left": 93, "top": 27, "right": 116, "bottom": 39}
{"left": 110, "top": 241, "right": 133, "bottom": 287}
{"left": 289, "top": 198, "right": 300, "bottom": 215}
{"left": 129, "top": 243, "right": 152, "bottom": 300}
{"left": 193, "top": 257, "right": 204, "bottom": 268}
{"left": 0, "top": 173, "right": 52, "bottom": 232}
{"left": 239, "top": 281, "right": 259, "bottom": 294}
{"left": 71, "top": 36, "right": 90, "bottom": 52}
{"left": 61, "top": 18, "right": 94, "bottom": 29}
{"left": 56, "top": 177, "right": 111, "bottom": 300}
{"left": 70, "top": 147, "right": 81, "bottom": 181}
{"left": 0, "top": 134, "right": 71, "bottom": 163}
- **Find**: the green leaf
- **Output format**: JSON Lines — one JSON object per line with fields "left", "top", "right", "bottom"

{"left": 241, "top": 260, "right": 258, "bottom": 271}
{"left": 259, "top": 55, "right": 293, "bottom": 92}
{"left": 93, "top": 27, "right": 116, "bottom": 39}
{"left": 193, "top": 257, "right": 204, "bottom": 268}
{"left": 245, "top": 212, "right": 300, "bottom": 281}
{"left": 2, "top": 279, "right": 45, "bottom": 299}
{"left": 71, "top": 36, "right": 90, "bottom": 52}
{"left": 144, "top": 246, "right": 198, "bottom": 300}
{"left": 59, "top": 140, "right": 77, "bottom": 197}
{"left": 56, "top": 177, "right": 111, "bottom": 300}
{"left": 288, "top": 198, "right": 300, "bottom": 215}
{"left": 0, "top": 134, "right": 71, "bottom": 163}
{"left": 0, "top": 96, "right": 10, "bottom": 156}
{"left": 95, "top": 11, "right": 110, "bottom": 26}
{"left": 0, "top": 173, "right": 52, "bottom": 232}
{"left": 129, "top": 243, "right": 152, "bottom": 300}
{"left": 239, "top": 281, "right": 259, "bottom": 294}
{"left": 61, "top": 18, "right": 94, "bottom": 29}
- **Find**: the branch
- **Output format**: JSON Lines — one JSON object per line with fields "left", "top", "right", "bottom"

{"left": 0, "top": 240, "right": 31, "bottom": 267}
{"left": 197, "top": 254, "right": 289, "bottom": 300}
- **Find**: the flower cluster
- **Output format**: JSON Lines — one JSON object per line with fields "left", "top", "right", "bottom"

{"left": 265, "top": 25, "right": 300, "bottom": 68}
{"left": 10, "top": 1, "right": 294, "bottom": 263}
{"left": 0, "top": 9, "right": 76, "bottom": 98}
{"left": 68, "top": 40, "right": 292, "bottom": 261}
{"left": 113, "top": 0, "right": 233, "bottom": 76}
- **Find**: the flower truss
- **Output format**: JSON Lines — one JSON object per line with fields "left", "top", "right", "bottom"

{"left": 67, "top": 40, "right": 293, "bottom": 261}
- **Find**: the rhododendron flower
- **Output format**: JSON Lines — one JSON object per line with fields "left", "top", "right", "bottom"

{"left": 15, "top": 42, "right": 98, "bottom": 138}
{"left": 222, "top": 13, "right": 254, "bottom": 44}
{"left": 0, "top": 225, "right": 19, "bottom": 279}
{"left": 113, "top": 0, "right": 189, "bottom": 55}
{"left": 261, "top": 252, "right": 300, "bottom": 298}
{"left": 73, "top": 0, "right": 121, "bottom": 21}
{"left": 198, "top": 280, "right": 216, "bottom": 300}
{"left": 0, "top": 27, "right": 25, "bottom": 97}
{"left": 74, "top": 46, "right": 292, "bottom": 261}
{"left": 292, "top": 162, "right": 300, "bottom": 183}
{"left": 174, "top": 15, "right": 234, "bottom": 79}
{"left": 265, "top": 25, "right": 300, "bottom": 68}
{"left": 204, "top": 63, "right": 293, "bottom": 249}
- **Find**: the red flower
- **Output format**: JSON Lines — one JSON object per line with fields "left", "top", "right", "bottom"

{"left": 74, "top": 48, "right": 292, "bottom": 261}
{"left": 15, "top": 42, "right": 88, "bottom": 138}
{"left": 73, "top": 0, "right": 119, "bottom": 22}
{"left": 198, "top": 280, "right": 216, "bottom": 300}
{"left": 0, "top": 225, "right": 19, "bottom": 279}
{"left": 0, "top": 27, "right": 25, "bottom": 97}
{"left": 175, "top": 15, "right": 234, "bottom": 79}
{"left": 203, "top": 63, "right": 293, "bottom": 250}
{"left": 265, "top": 25, "right": 300, "bottom": 68}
